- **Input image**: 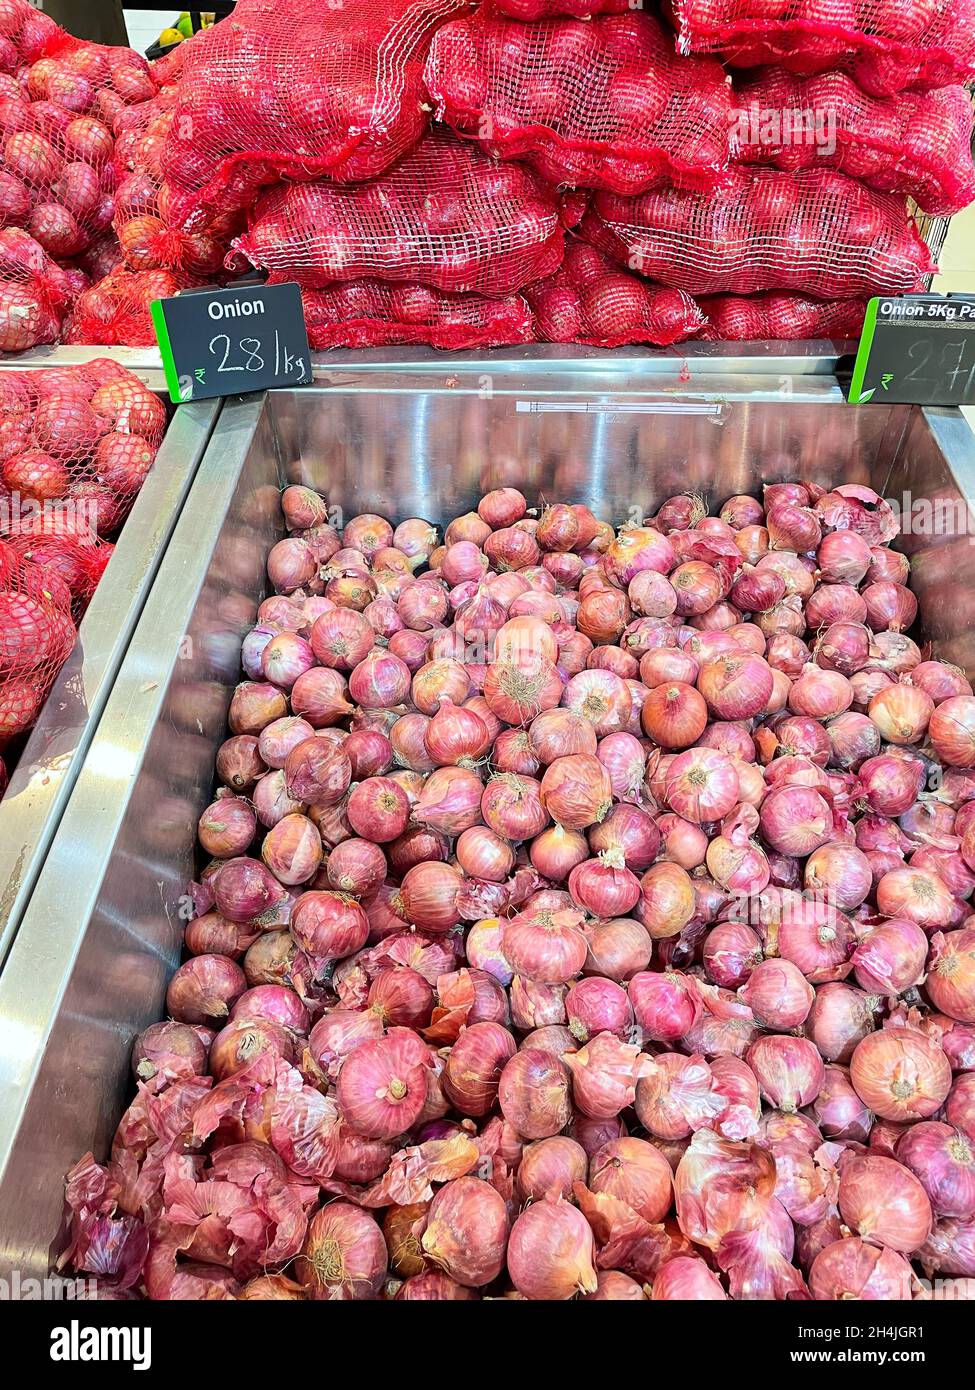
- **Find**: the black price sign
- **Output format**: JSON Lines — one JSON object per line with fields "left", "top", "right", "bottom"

{"left": 151, "top": 282, "right": 312, "bottom": 403}
{"left": 847, "top": 293, "right": 975, "bottom": 405}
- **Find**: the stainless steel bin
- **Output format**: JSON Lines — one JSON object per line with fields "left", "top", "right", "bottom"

{"left": 1, "top": 359, "right": 974, "bottom": 1279}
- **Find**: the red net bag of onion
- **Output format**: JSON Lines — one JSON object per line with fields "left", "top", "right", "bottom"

{"left": 669, "top": 0, "right": 975, "bottom": 96}
{"left": 425, "top": 11, "right": 734, "bottom": 195}
{"left": 0, "top": 533, "right": 76, "bottom": 754}
{"left": 0, "top": 226, "right": 79, "bottom": 351}
{"left": 525, "top": 240, "right": 706, "bottom": 346}
{"left": 699, "top": 293, "right": 866, "bottom": 340}
{"left": 0, "top": 361, "right": 167, "bottom": 616}
{"left": 301, "top": 283, "right": 534, "bottom": 351}
{"left": 0, "top": 0, "right": 159, "bottom": 262}
{"left": 64, "top": 266, "right": 206, "bottom": 347}
{"left": 486, "top": 0, "right": 634, "bottom": 15}
{"left": 580, "top": 168, "right": 936, "bottom": 298}
{"left": 234, "top": 130, "right": 565, "bottom": 297}
{"left": 159, "top": 0, "right": 468, "bottom": 232}
{"left": 733, "top": 70, "right": 975, "bottom": 217}
{"left": 59, "top": 467, "right": 975, "bottom": 1300}
{"left": 111, "top": 77, "right": 241, "bottom": 279}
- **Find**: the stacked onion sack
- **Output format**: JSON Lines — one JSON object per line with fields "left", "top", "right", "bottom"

{"left": 0, "top": 530, "right": 77, "bottom": 796}
{"left": 62, "top": 482, "right": 975, "bottom": 1299}
{"left": 0, "top": 0, "right": 161, "bottom": 350}
{"left": 66, "top": 44, "right": 241, "bottom": 348}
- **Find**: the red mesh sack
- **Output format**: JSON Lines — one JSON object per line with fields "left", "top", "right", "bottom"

{"left": 486, "top": 0, "right": 633, "bottom": 15}
{"left": 0, "top": 226, "right": 77, "bottom": 350}
{"left": 235, "top": 130, "right": 565, "bottom": 297}
{"left": 0, "top": 0, "right": 161, "bottom": 262}
{"left": 112, "top": 87, "right": 240, "bottom": 277}
{"left": 525, "top": 240, "right": 706, "bottom": 345}
{"left": 0, "top": 361, "right": 168, "bottom": 570}
{"left": 6, "top": 533, "right": 113, "bottom": 619}
{"left": 699, "top": 292, "right": 867, "bottom": 339}
{"left": 580, "top": 168, "right": 936, "bottom": 297}
{"left": 302, "top": 282, "right": 534, "bottom": 350}
{"left": 64, "top": 266, "right": 203, "bottom": 347}
{"left": 160, "top": 0, "right": 469, "bottom": 231}
{"left": 425, "top": 11, "right": 734, "bottom": 194}
{"left": 734, "top": 70, "right": 975, "bottom": 215}
{"left": 0, "top": 535, "right": 77, "bottom": 749}
{"left": 669, "top": 0, "right": 975, "bottom": 94}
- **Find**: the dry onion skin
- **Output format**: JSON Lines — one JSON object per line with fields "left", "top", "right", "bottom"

{"left": 62, "top": 482, "right": 975, "bottom": 1300}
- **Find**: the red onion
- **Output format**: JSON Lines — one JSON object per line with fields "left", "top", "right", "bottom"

{"left": 806, "top": 983, "right": 880, "bottom": 1064}
{"left": 789, "top": 666, "right": 854, "bottom": 720}
{"left": 809, "top": 1238, "right": 915, "bottom": 1300}
{"left": 507, "top": 1199, "right": 598, "bottom": 1300}
{"left": 931, "top": 697, "right": 975, "bottom": 769}
{"left": 326, "top": 838, "right": 387, "bottom": 896}
{"left": 703, "top": 921, "right": 762, "bottom": 989}
{"left": 213, "top": 856, "right": 283, "bottom": 923}
{"left": 664, "top": 747, "right": 739, "bottom": 824}
{"left": 641, "top": 681, "right": 708, "bottom": 749}
{"left": 863, "top": 581, "right": 917, "bottom": 633}
{"left": 197, "top": 796, "right": 257, "bottom": 859}
{"left": 347, "top": 775, "right": 411, "bottom": 841}
{"left": 336, "top": 1028, "right": 430, "bottom": 1139}
{"left": 582, "top": 918, "right": 652, "bottom": 983}
{"left": 499, "top": 1049, "right": 572, "bottom": 1138}
{"left": 926, "top": 929, "right": 975, "bottom": 1023}
{"left": 652, "top": 1257, "right": 727, "bottom": 1300}
{"left": 530, "top": 824, "right": 589, "bottom": 881}
{"left": 630, "top": 971, "right": 700, "bottom": 1043}
{"left": 517, "top": 1137, "right": 588, "bottom": 1203}
{"left": 209, "top": 1016, "right": 296, "bottom": 1080}
{"left": 818, "top": 529, "right": 872, "bottom": 584}
{"left": 298, "top": 1203, "right": 386, "bottom": 1300}
{"left": 827, "top": 711, "right": 881, "bottom": 769}
{"left": 859, "top": 753, "right": 925, "bottom": 815}
{"left": 131, "top": 1021, "right": 208, "bottom": 1088}
{"left": 291, "top": 891, "right": 368, "bottom": 960}
{"left": 442, "top": 1021, "right": 516, "bottom": 1115}
{"left": 539, "top": 754, "right": 613, "bottom": 830}
{"left": 564, "top": 1033, "right": 650, "bottom": 1120}
{"left": 568, "top": 853, "right": 641, "bottom": 918}
{"left": 481, "top": 772, "right": 548, "bottom": 841}
{"left": 421, "top": 1177, "right": 508, "bottom": 1287}
{"left": 759, "top": 786, "right": 832, "bottom": 857}
{"left": 876, "top": 865, "right": 954, "bottom": 930}
{"left": 565, "top": 977, "right": 632, "bottom": 1042}
{"left": 739, "top": 958, "right": 814, "bottom": 1029}
{"left": 479, "top": 487, "right": 526, "bottom": 529}
{"left": 166, "top": 954, "right": 246, "bottom": 1027}
{"left": 307, "top": 1009, "right": 384, "bottom": 1083}
{"left": 636, "top": 862, "right": 696, "bottom": 940}
{"left": 655, "top": 813, "right": 708, "bottom": 870}
{"left": 398, "top": 861, "right": 465, "bottom": 933}
{"left": 810, "top": 1064, "right": 873, "bottom": 1142}
{"left": 590, "top": 1136, "right": 673, "bottom": 1222}
{"left": 852, "top": 918, "right": 928, "bottom": 995}
{"left": 465, "top": 919, "right": 513, "bottom": 986}
{"left": 838, "top": 1153, "right": 932, "bottom": 1253}
{"left": 746, "top": 1035, "right": 825, "bottom": 1112}
{"left": 698, "top": 654, "right": 773, "bottom": 721}
{"left": 851, "top": 1020, "right": 952, "bottom": 1122}
{"left": 896, "top": 1122, "right": 975, "bottom": 1218}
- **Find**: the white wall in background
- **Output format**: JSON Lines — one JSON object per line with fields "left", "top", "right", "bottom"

{"left": 124, "top": 9, "right": 175, "bottom": 54}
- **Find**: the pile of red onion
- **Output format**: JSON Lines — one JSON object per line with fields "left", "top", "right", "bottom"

{"left": 63, "top": 480, "right": 975, "bottom": 1300}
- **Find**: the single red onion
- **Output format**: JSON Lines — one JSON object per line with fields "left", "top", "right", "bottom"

{"left": 517, "top": 1137, "right": 589, "bottom": 1203}
{"left": 507, "top": 1198, "right": 598, "bottom": 1300}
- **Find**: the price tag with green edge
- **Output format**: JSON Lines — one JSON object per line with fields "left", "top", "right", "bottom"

{"left": 847, "top": 293, "right": 975, "bottom": 405}
{"left": 150, "top": 282, "right": 313, "bottom": 404}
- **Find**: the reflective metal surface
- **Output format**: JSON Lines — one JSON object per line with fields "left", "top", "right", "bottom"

{"left": 0, "top": 399, "right": 222, "bottom": 973}
{"left": 1, "top": 341, "right": 854, "bottom": 384}
{"left": 1, "top": 374, "right": 974, "bottom": 1279}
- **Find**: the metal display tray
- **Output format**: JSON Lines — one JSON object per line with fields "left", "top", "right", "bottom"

{"left": 0, "top": 357, "right": 974, "bottom": 1279}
